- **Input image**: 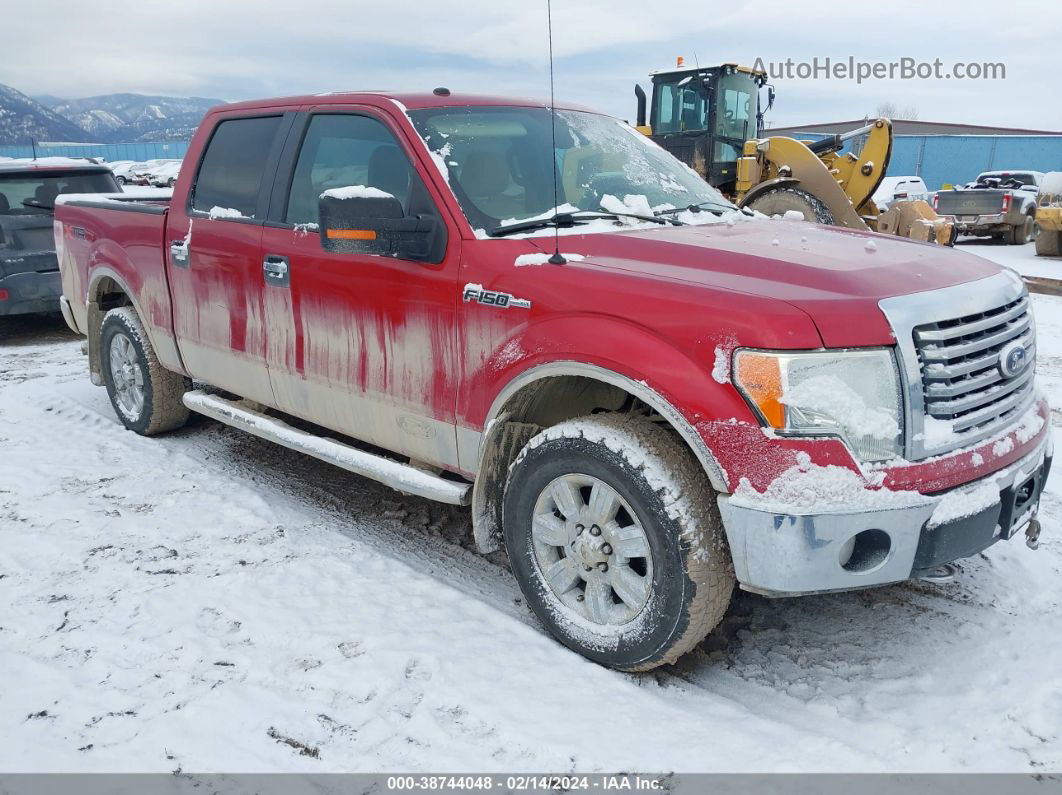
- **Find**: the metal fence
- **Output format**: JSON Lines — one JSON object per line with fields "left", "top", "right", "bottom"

{"left": 0, "top": 141, "right": 190, "bottom": 161}
{"left": 6, "top": 133, "right": 1061, "bottom": 193}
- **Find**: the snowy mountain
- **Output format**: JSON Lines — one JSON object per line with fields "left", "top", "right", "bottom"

{"left": 0, "top": 83, "right": 96, "bottom": 145}
{"left": 36, "top": 92, "right": 223, "bottom": 142}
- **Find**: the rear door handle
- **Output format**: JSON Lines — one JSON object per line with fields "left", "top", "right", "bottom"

{"left": 263, "top": 255, "right": 290, "bottom": 287}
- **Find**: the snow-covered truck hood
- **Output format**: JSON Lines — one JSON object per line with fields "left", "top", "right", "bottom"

{"left": 538, "top": 219, "right": 1002, "bottom": 347}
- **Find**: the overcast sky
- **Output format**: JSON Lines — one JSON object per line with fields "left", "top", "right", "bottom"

{"left": 5, "top": 0, "right": 1060, "bottom": 130}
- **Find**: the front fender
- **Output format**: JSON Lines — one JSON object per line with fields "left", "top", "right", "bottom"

{"left": 463, "top": 313, "right": 759, "bottom": 486}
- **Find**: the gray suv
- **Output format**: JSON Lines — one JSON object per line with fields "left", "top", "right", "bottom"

{"left": 0, "top": 161, "right": 118, "bottom": 316}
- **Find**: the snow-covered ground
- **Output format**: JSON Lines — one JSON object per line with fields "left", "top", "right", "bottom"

{"left": 957, "top": 235, "right": 1062, "bottom": 280}
{"left": 1, "top": 240, "right": 1060, "bottom": 773}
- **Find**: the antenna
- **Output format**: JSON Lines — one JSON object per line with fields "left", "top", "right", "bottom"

{"left": 546, "top": 0, "right": 566, "bottom": 265}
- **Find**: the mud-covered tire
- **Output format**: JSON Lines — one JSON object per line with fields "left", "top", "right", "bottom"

{"left": 1007, "top": 215, "right": 1034, "bottom": 245}
{"left": 100, "top": 307, "right": 190, "bottom": 435}
{"left": 744, "top": 186, "right": 835, "bottom": 225}
{"left": 1036, "top": 227, "right": 1062, "bottom": 256}
{"left": 502, "top": 413, "right": 734, "bottom": 671}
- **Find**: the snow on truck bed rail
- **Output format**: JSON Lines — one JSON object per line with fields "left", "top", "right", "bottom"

{"left": 54, "top": 188, "right": 172, "bottom": 206}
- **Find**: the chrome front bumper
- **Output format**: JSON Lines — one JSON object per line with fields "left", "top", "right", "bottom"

{"left": 717, "top": 434, "right": 1052, "bottom": 597}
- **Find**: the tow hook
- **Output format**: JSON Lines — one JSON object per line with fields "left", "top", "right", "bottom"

{"left": 919, "top": 563, "right": 958, "bottom": 584}
{"left": 1026, "top": 517, "right": 1042, "bottom": 551}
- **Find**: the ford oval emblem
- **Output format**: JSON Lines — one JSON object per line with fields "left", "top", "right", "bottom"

{"left": 998, "top": 340, "right": 1028, "bottom": 379}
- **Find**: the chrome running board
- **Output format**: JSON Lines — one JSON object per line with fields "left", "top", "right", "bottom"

{"left": 182, "top": 390, "right": 471, "bottom": 506}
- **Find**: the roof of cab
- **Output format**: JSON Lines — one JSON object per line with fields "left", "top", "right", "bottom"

{"left": 208, "top": 91, "right": 599, "bottom": 116}
{"left": 0, "top": 159, "right": 109, "bottom": 174}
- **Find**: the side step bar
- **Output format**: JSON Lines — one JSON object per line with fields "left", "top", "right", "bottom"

{"left": 182, "top": 390, "right": 471, "bottom": 506}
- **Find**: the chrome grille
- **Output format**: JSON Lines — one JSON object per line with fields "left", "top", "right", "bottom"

{"left": 913, "top": 293, "right": 1036, "bottom": 436}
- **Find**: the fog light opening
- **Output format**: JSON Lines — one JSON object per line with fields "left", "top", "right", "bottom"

{"left": 840, "top": 529, "right": 892, "bottom": 573}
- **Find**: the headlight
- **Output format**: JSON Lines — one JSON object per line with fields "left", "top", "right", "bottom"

{"left": 732, "top": 349, "right": 904, "bottom": 462}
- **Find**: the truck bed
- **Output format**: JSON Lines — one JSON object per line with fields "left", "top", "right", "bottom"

{"left": 55, "top": 193, "right": 184, "bottom": 375}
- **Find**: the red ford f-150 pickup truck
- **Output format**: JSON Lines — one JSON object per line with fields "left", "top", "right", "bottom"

{"left": 55, "top": 90, "right": 1052, "bottom": 670}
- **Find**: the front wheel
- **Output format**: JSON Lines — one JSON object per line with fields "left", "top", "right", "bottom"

{"left": 100, "top": 307, "right": 191, "bottom": 435}
{"left": 744, "top": 186, "right": 835, "bottom": 225}
{"left": 1037, "top": 228, "right": 1062, "bottom": 256}
{"left": 502, "top": 414, "right": 734, "bottom": 671}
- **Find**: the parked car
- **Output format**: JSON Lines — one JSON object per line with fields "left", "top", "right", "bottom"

{"left": 0, "top": 160, "right": 119, "bottom": 316}
{"left": 129, "top": 159, "right": 176, "bottom": 186}
{"left": 54, "top": 92, "right": 1052, "bottom": 671}
{"left": 934, "top": 170, "right": 1043, "bottom": 244}
{"left": 106, "top": 160, "right": 139, "bottom": 185}
{"left": 872, "top": 176, "right": 930, "bottom": 212}
{"left": 148, "top": 160, "right": 181, "bottom": 187}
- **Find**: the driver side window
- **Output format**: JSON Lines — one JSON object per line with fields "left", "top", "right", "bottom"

{"left": 286, "top": 114, "right": 414, "bottom": 227}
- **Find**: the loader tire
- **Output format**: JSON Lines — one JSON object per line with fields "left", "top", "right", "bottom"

{"left": 100, "top": 307, "right": 191, "bottom": 436}
{"left": 502, "top": 413, "right": 734, "bottom": 672}
{"left": 744, "top": 186, "right": 835, "bottom": 225}
{"left": 1036, "top": 228, "right": 1062, "bottom": 257}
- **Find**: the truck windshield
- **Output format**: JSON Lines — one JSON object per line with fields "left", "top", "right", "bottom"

{"left": 0, "top": 169, "right": 118, "bottom": 214}
{"left": 406, "top": 106, "right": 733, "bottom": 233}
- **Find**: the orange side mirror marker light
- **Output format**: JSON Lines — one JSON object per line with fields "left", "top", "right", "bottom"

{"left": 326, "top": 229, "right": 377, "bottom": 240}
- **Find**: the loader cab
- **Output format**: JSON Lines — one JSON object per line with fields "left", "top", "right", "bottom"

{"left": 635, "top": 63, "right": 770, "bottom": 194}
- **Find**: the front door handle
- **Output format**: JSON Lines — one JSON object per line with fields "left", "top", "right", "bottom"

{"left": 263, "top": 255, "right": 290, "bottom": 287}
{"left": 169, "top": 240, "right": 189, "bottom": 268}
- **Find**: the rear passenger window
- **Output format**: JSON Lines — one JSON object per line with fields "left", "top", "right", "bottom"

{"left": 192, "top": 116, "right": 282, "bottom": 218}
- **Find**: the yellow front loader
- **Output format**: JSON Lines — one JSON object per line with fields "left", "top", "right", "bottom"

{"left": 634, "top": 61, "right": 953, "bottom": 244}
{"left": 1035, "top": 174, "right": 1062, "bottom": 257}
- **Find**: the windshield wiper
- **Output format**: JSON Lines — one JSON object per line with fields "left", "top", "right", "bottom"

{"left": 654, "top": 200, "right": 750, "bottom": 217}
{"left": 490, "top": 209, "right": 679, "bottom": 238}
{"left": 22, "top": 198, "right": 54, "bottom": 211}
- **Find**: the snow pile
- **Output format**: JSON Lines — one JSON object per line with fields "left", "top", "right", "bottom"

{"left": 54, "top": 189, "right": 172, "bottom": 206}
{"left": 1040, "top": 171, "right": 1062, "bottom": 196}
{"left": 600, "top": 193, "right": 655, "bottom": 220}
{"left": 208, "top": 206, "right": 244, "bottom": 219}
{"left": 712, "top": 345, "right": 731, "bottom": 384}
{"left": 781, "top": 210, "right": 805, "bottom": 221}
{"left": 919, "top": 416, "right": 961, "bottom": 449}
{"left": 992, "top": 436, "right": 1016, "bottom": 456}
{"left": 926, "top": 478, "right": 1001, "bottom": 529}
{"left": 729, "top": 454, "right": 931, "bottom": 515}
{"left": 514, "top": 252, "right": 585, "bottom": 267}
{"left": 2, "top": 156, "right": 102, "bottom": 167}
{"left": 320, "top": 186, "right": 393, "bottom": 200}
{"left": 781, "top": 375, "right": 899, "bottom": 441}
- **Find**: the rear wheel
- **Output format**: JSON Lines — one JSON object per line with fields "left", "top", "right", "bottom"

{"left": 744, "top": 186, "right": 835, "bottom": 225}
{"left": 502, "top": 413, "right": 734, "bottom": 671}
{"left": 1037, "top": 228, "right": 1062, "bottom": 256}
{"left": 1007, "top": 215, "right": 1035, "bottom": 245}
{"left": 100, "top": 307, "right": 191, "bottom": 435}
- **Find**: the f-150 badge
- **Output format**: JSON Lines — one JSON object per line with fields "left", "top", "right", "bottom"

{"left": 462, "top": 283, "right": 531, "bottom": 310}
